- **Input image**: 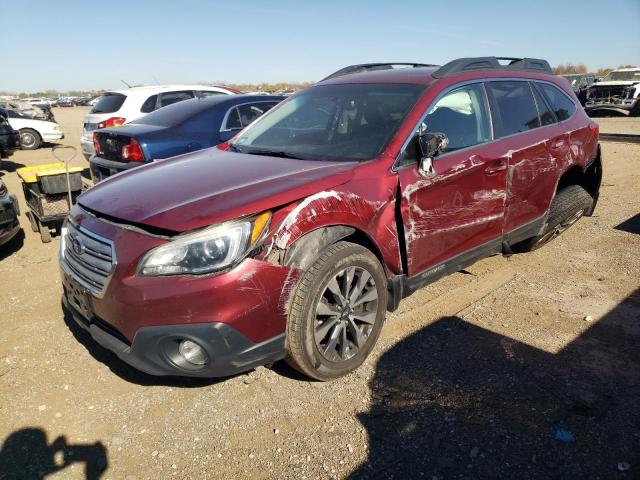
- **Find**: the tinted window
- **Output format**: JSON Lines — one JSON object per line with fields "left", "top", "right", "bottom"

{"left": 537, "top": 83, "right": 576, "bottom": 121}
{"left": 140, "top": 94, "right": 158, "bottom": 113}
{"left": 160, "top": 90, "right": 195, "bottom": 107}
{"left": 90, "top": 93, "right": 126, "bottom": 114}
{"left": 233, "top": 84, "right": 424, "bottom": 162}
{"left": 487, "top": 81, "right": 540, "bottom": 137}
{"left": 224, "top": 102, "right": 278, "bottom": 130}
{"left": 531, "top": 85, "right": 555, "bottom": 126}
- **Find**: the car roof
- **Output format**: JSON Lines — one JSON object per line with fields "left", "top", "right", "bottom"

{"left": 612, "top": 67, "right": 640, "bottom": 72}
{"left": 104, "top": 85, "right": 236, "bottom": 96}
{"left": 320, "top": 66, "right": 439, "bottom": 86}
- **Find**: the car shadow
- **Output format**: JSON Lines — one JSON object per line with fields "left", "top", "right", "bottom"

{"left": 0, "top": 159, "right": 26, "bottom": 172}
{"left": 350, "top": 289, "right": 640, "bottom": 478}
{"left": 60, "top": 301, "right": 240, "bottom": 388}
{"left": 615, "top": 213, "right": 640, "bottom": 235}
{"left": 0, "top": 228, "right": 24, "bottom": 260}
{"left": 0, "top": 427, "right": 108, "bottom": 480}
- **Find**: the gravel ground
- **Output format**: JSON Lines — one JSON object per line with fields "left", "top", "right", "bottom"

{"left": 0, "top": 108, "right": 639, "bottom": 479}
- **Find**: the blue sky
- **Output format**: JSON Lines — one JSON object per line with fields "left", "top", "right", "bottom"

{"left": 1, "top": 0, "right": 639, "bottom": 92}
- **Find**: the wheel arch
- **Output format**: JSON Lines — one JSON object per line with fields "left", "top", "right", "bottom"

{"left": 555, "top": 145, "right": 602, "bottom": 216}
{"left": 283, "top": 224, "right": 387, "bottom": 275}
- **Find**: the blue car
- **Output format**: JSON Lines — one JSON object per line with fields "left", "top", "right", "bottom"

{"left": 90, "top": 94, "right": 284, "bottom": 182}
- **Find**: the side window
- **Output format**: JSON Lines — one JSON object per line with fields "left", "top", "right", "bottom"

{"left": 487, "top": 81, "right": 541, "bottom": 137}
{"left": 223, "top": 102, "right": 278, "bottom": 130}
{"left": 531, "top": 84, "right": 556, "bottom": 126}
{"left": 140, "top": 94, "right": 158, "bottom": 113}
{"left": 237, "top": 102, "right": 277, "bottom": 128}
{"left": 160, "top": 90, "right": 195, "bottom": 108}
{"left": 198, "top": 90, "right": 225, "bottom": 98}
{"left": 537, "top": 83, "right": 577, "bottom": 121}
{"left": 397, "top": 83, "right": 491, "bottom": 167}
{"left": 224, "top": 107, "right": 242, "bottom": 130}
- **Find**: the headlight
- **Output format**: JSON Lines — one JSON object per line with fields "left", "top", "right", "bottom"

{"left": 52, "top": 125, "right": 61, "bottom": 132}
{"left": 137, "top": 211, "right": 270, "bottom": 276}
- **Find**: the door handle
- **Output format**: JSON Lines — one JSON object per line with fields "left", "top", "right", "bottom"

{"left": 484, "top": 160, "right": 507, "bottom": 175}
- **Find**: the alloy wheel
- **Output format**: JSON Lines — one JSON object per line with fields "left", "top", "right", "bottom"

{"left": 314, "top": 266, "right": 378, "bottom": 362}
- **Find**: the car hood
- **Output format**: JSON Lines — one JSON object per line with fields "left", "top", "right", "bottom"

{"left": 591, "top": 81, "right": 639, "bottom": 87}
{"left": 78, "top": 147, "right": 356, "bottom": 232}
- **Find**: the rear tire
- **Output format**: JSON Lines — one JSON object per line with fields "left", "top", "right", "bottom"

{"left": 19, "top": 129, "right": 41, "bottom": 150}
{"left": 514, "top": 185, "right": 593, "bottom": 252}
{"left": 285, "top": 241, "right": 388, "bottom": 381}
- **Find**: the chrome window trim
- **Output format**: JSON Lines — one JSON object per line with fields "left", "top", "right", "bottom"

{"left": 60, "top": 220, "right": 117, "bottom": 299}
{"left": 219, "top": 101, "right": 279, "bottom": 133}
{"left": 392, "top": 77, "right": 578, "bottom": 172}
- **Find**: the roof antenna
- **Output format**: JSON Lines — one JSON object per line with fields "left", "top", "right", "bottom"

{"left": 120, "top": 79, "right": 132, "bottom": 88}
{"left": 152, "top": 75, "right": 160, "bottom": 85}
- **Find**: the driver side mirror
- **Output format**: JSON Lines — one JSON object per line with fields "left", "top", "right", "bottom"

{"left": 417, "top": 132, "right": 448, "bottom": 177}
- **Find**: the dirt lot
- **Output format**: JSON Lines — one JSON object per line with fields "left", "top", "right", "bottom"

{"left": 1, "top": 107, "right": 639, "bottom": 479}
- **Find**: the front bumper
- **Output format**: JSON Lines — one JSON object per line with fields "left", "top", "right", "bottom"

{"left": 585, "top": 98, "right": 639, "bottom": 115}
{"left": 0, "top": 193, "right": 20, "bottom": 246}
{"left": 89, "top": 155, "right": 140, "bottom": 183}
{"left": 42, "top": 132, "right": 64, "bottom": 142}
{"left": 59, "top": 208, "right": 295, "bottom": 377}
{"left": 62, "top": 292, "right": 285, "bottom": 377}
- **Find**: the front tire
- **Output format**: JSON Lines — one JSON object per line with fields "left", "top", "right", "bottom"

{"left": 19, "top": 129, "right": 41, "bottom": 150}
{"left": 514, "top": 185, "right": 593, "bottom": 252}
{"left": 286, "top": 241, "right": 388, "bottom": 381}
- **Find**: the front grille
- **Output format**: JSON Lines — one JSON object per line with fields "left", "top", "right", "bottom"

{"left": 63, "top": 222, "right": 115, "bottom": 297}
{"left": 96, "top": 132, "right": 131, "bottom": 162}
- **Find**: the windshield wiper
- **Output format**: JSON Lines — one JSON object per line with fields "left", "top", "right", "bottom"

{"left": 227, "top": 143, "right": 243, "bottom": 153}
{"left": 243, "top": 149, "right": 309, "bottom": 160}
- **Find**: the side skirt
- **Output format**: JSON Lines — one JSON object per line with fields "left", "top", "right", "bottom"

{"left": 387, "top": 214, "right": 547, "bottom": 309}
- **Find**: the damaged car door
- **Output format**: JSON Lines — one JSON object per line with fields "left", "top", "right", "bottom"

{"left": 396, "top": 82, "right": 507, "bottom": 277}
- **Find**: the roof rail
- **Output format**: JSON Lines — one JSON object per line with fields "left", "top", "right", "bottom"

{"left": 432, "top": 57, "right": 552, "bottom": 78}
{"left": 321, "top": 63, "right": 437, "bottom": 81}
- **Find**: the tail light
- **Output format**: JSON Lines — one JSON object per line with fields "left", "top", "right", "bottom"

{"left": 97, "top": 117, "right": 126, "bottom": 129}
{"left": 122, "top": 138, "right": 144, "bottom": 162}
{"left": 92, "top": 132, "right": 102, "bottom": 155}
{"left": 589, "top": 122, "right": 599, "bottom": 139}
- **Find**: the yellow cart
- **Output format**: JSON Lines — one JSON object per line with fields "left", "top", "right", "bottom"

{"left": 16, "top": 147, "right": 85, "bottom": 243}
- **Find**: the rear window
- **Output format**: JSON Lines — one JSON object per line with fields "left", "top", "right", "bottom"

{"left": 90, "top": 93, "right": 126, "bottom": 114}
{"left": 487, "top": 81, "right": 540, "bottom": 138}
{"left": 133, "top": 97, "right": 226, "bottom": 128}
{"left": 537, "top": 83, "right": 576, "bottom": 121}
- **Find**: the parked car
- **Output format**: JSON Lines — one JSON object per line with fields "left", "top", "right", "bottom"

{"left": 5, "top": 109, "right": 64, "bottom": 149}
{"left": 0, "top": 109, "right": 21, "bottom": 158}
{"left": 561, "top": 73, "right": 596, "bottom": 105}
{"left": 585, "top": 67, "right": 640, "bottom": 116}
{"left": 80, "top": 85, "right": 241, "bottom": 160}
{"left": 0, "top": 178, "right": 20, "bottom": 247}
{"left": 90, "top": 94, "right": 284, "bottom": 182}
{"left": 57, "top": 97, "right": 74, "bottom": 107}
{"left": 60, "top": 57, "right": 601, "bottom": 381}
{"left": 0, "top": 100, "right": 55, "bottom": 121}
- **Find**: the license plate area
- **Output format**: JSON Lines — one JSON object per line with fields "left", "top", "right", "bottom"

{"left": 63, "top": 272, "right": 94, "bottom": 320}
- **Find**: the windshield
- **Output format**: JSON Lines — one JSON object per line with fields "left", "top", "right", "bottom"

{"left": 231, "top": 83, "right": 425, "bottom": 161}
{"left": 603, "top": 70, "right": 640, "bottom": 82}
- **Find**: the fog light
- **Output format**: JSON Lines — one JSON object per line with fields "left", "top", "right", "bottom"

{"left": 178, "top": 340, "right": 208, "bottom": 365}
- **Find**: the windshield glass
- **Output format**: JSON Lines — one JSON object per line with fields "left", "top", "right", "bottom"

{"left": 231, "top": 83, "right": 425, "bottom": 161}
{"left": 603, "top": 70, "right": 640, "bottom": 82}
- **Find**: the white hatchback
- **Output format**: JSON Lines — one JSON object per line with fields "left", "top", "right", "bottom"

{"left": 80, "top": 84, "right": 238, "bottom": 159}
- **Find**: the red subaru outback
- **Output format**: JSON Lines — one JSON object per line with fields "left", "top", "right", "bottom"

{"left": 60, "top": 57, "right": 602, "bottom": 381}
